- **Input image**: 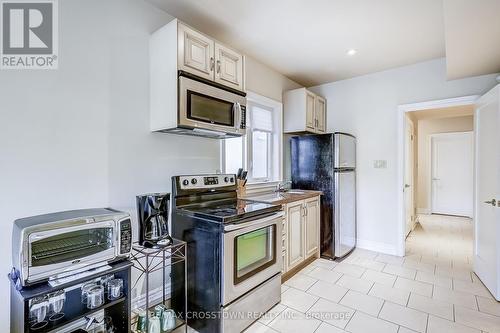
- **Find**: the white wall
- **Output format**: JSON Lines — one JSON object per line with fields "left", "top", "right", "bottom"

{"left": 416, "top": 115, "right": 474, "bottom": 211}
{"left": 309, "top": 58, "right": 497, "bottom": 254}
{"left": 245, "top": 56, "right": 302, "bottom": 102}
{"left": 0, "top": 0, "right": 220, "bottom": 330}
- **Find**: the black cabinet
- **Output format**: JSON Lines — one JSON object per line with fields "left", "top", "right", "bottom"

{"left": 10, "top": 261, "right": 132, "bottom": 333}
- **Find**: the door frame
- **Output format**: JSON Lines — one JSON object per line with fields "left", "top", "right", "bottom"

{"left": 396, "top": 95, "right": 479, "bottom": 256}
{"left": 429, "top": 131, "right": 474, "bottom": 217}
{"left": 404, "top": 116, "right": 416, "bottom": 237}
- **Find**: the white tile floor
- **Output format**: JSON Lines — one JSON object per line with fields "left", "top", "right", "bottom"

{"left": 244, "top": 214, "right": 500, "bottom": 333}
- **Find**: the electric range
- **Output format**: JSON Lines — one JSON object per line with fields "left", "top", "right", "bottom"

{"left": 170, "top": 174, "right": 284, "bottom": 333}
{"left": 176, "top": 199, "right": 280, "bottom": 224}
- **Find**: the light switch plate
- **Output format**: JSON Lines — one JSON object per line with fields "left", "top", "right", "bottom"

{"left": 374, "top": 160, "right": 387, "bottom": 169}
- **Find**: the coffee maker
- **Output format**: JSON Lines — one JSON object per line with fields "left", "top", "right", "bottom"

{"left": 136, "top": 193, "right": 172, "bottom": 248}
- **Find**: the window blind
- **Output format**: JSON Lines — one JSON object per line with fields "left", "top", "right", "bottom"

{"left": 250, "top": 103, "right": 273, "bottom": 132}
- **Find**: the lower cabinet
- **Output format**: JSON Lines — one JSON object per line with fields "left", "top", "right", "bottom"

{"left": 286, "top": 201, "right": 305, "bottom": 270}
{"left": 284, "top": 196, "right": 320, "bottom": 273}
{"left": 305, "top": 197, "right": 320, "bottom": 257}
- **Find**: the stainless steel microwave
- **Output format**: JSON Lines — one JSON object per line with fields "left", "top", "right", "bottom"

{"left": 177, "top": 73, "right": 247, "bottom": 138}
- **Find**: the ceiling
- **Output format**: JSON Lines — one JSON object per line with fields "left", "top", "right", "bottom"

{"left": 443, "top": 0, "right": 500, "bottom": 80}
{"left": 147, "top": 0, "right": 500, "bottom": 87}
{"left": 409, "top": 105, "right": 474, "bottom": 121}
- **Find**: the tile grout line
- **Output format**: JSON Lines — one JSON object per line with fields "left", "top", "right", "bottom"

{"left": 376, "top": 300, "right": 385, "bottom": 318}
{"left": 342, "top": 309, "right": 357, "bottom": 331}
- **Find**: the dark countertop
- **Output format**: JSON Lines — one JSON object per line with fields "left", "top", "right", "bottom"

{"left": 241, "top": 190, "right": 322, "bottom": 205}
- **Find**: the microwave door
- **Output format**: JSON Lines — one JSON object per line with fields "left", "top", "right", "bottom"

{"left": 179, "top": 76, "right": 246, "bottom": 135}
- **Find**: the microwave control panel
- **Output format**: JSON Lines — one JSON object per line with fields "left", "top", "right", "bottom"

{"left": 119, "top": 218, "right": 132, "bottom": 254}
{"left": 240, "top": 105, "right": 246, "bottom": 129}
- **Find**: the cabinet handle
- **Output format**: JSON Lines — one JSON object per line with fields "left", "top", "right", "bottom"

{"left": 216, "top": 60, "right": 221, "bottom": 73}
{"left": 210, "top": 57, "right": 215, "bottom": 71}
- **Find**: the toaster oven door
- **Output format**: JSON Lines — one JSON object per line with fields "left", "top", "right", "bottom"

{"left": 27, "top": 220, "right": 116, "bottom": 283}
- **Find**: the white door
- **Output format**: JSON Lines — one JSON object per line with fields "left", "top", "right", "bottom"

{"left": 315, "top": 96, "right": 326, "bottom": 133}
{"left": 177, "top": 23, "right": 215, "bottom": 80}
{"left": 287, "top": 201, "right": 305, "bottom": 269}
{"left": 431, "top": 132, "right": 474, "bottom": 216}
{"left": 214, "top": 43, "right": 244, "bottom": 91}
{"left": 473, "top": 85, "right": 500, "bottom": 300}
{"left": 404, "top": 118, "right": 415, "bottom": 236}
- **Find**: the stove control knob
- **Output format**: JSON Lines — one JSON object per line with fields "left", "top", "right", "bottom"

{"left": 182, "top": 179, "right": 189, "bottom": 186}
{"left": 224, "top": 177, "right": 229, "bottom": 183}
{"left": 191, "top": 178, "right": 198, "bottom": 185}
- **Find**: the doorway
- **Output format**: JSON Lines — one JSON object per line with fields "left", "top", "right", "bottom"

{"left": 397, "top": 95, "right": 479, "bottom": 256}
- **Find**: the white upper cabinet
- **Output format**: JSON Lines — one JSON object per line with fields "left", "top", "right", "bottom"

{"left": 214, "top": 43, "right": 244, "bottom": 91}
{"left": 305, "top": 91, "right": 316, "bottom": 131}
{"left": 178, "top": 23, "right": 215, "bottom": 80}
{"left": 315, "top": 95, "right": 326, "bottom": 133}
{"left": 176, "top": 22, "right": 244, "bottom": 91}
{"left": 284, "top": 88, "right": 327, "bottom": 134}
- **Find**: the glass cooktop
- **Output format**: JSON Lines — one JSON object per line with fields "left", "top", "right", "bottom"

{"left": 179, "top": 199, "right": 281, "bottom": 223}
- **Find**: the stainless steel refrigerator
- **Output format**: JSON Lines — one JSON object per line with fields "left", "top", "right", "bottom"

{"left": 291, "top": 133, "right": 356, "bottom": 259}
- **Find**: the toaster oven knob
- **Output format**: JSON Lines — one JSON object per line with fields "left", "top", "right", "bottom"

{"left": 182, "top": 179, "right": 189, "bottom": 186}
{"left": 191, "top": 178, "right": 197, "bottom": 185}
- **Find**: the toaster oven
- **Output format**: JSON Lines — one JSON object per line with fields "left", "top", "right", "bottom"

{"left": 12, "top": 208, "right": 132, "bottom": 287}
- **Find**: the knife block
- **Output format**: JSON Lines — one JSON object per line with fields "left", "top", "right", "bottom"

{"left": 236, "top": 179, "right": 246, "bottom": 198}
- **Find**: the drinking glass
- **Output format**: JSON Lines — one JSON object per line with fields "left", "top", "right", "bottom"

{"left": 86, "top": 285, "right": 104, "bottom": 309}
{"left": 106, "top": 278, "right": 123, "bottom": 300}
{"left": 29, "top": 296, "right": 49, "bottom": 330}
{"left": 48, "top": 290, "right": 66, "bottom": 321}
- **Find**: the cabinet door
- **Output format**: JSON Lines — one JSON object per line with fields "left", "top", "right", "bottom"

{"left": 315, "top": 96, "right": 326, "bottom": 133}
{"left": 178, "top": 23, "right": 214, "bottom": 80}
{"left": 214, "top": 43, "right": 244, "bottom": 91}
{"left": 305, "top": 197, "right": 320, "bottom": 257}
{"left": 305, "top": 91, "right": 316, "bottom": 131}
{"left": 287, "top": 201, "right": 305, "bottom": 270}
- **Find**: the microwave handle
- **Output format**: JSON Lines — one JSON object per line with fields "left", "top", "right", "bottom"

{"left": 234, "top": 102, "right": 241, "bottom": 130}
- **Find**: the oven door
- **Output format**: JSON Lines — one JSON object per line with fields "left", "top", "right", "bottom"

{"left": 222, "top": 212, "right": 284, "bottom": 305}
{"left": 179, "top": 75, "right": 246, "bottom": 136}
{"left": 27, "top": 220, "right": 116, "bottom": 284}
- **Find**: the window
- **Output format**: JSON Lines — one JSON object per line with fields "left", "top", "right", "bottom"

{"left": 222, "top": 92, "right": 282, "bottom": 184}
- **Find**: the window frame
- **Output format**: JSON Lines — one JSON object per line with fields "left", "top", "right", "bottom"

{"left": 221, "top": 91, "right": 283, "bottom": 188}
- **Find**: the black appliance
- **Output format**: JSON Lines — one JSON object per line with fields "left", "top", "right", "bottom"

{"left": 136, "top": 193, "right": 172, "bottom": 248}
{"left": 170, "top": 174, "right": 283, "bottom": 333}
{"left": 291, "top": 133, "right": 357, "bottom": 259}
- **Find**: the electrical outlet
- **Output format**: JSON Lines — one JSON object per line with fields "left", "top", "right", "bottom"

{"left": 374, "top": 160, "right": 387, "bottom": 169}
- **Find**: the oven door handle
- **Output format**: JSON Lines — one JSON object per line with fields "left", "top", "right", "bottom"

{"left": 224, "top": 212, "right": 284, "bottom": 232}
{"left": 28, "top": 220, "right": 115, "bottom": 242}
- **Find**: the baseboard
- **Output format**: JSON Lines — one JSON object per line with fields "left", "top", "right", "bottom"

{"left": 132, "top": 284, "right": 171, "bottom": 310}
{"left": 417, "top": 208, "right": 431, "bottom": 215}
{"left": 356, "top": 238, "right": 398, "bottom": 256}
